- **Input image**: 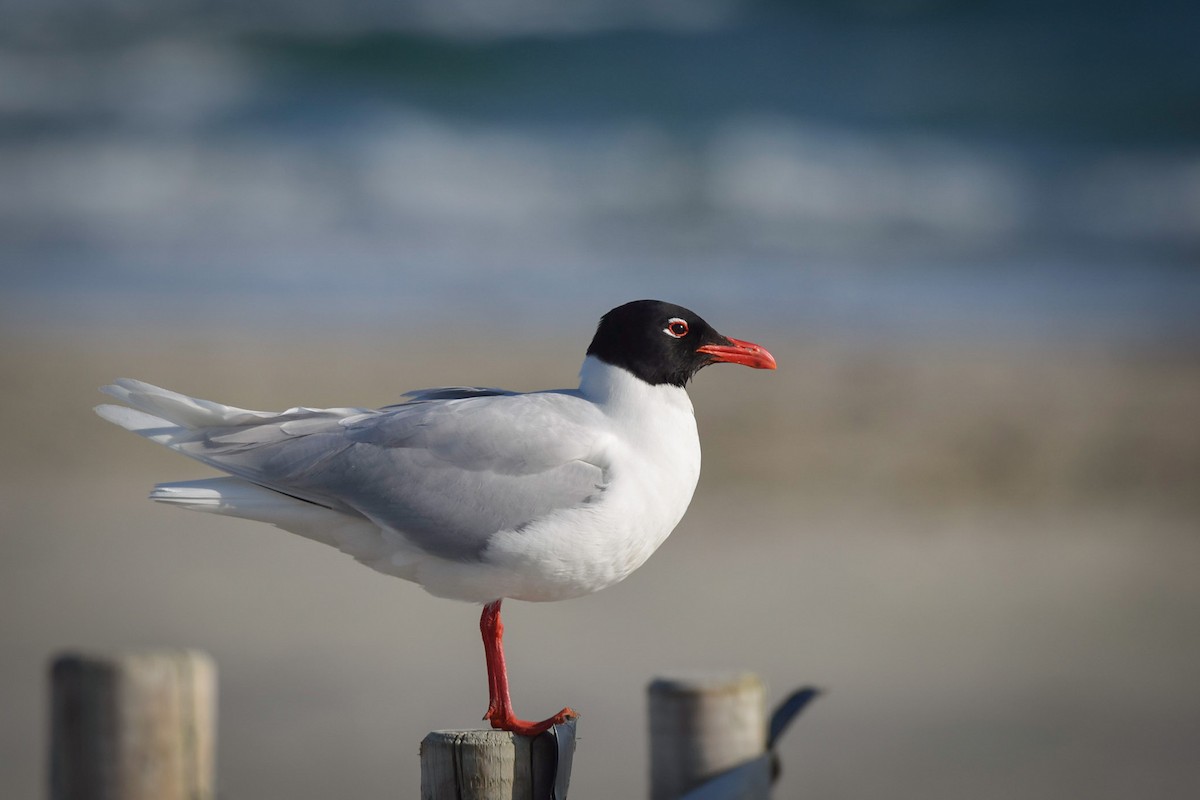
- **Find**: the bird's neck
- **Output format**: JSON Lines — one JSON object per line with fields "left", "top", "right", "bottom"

{"left": 577, "top": 355, "right": 695, "bottom": 416}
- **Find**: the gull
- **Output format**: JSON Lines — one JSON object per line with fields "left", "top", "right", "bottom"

{"left": 95, "top": 299, "right": 776, "bottom": 735}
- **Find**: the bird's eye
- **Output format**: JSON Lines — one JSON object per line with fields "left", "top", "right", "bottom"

{"left": 664, "top": 318, "right": 689, "bottom": 338}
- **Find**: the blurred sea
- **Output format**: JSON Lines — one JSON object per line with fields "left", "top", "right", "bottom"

{"left": 2, "top": 0, "right": 1198, "bottom": 341}
{"left": 3, "top": 5, "right": 1200, "bottom": 800}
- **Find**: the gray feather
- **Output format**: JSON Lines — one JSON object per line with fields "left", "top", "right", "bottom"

{"left": 394, "top": 386, "right": 519, "bottom": 403}
{"left": 135, "top": 387, "right": 610, "bottom": 562}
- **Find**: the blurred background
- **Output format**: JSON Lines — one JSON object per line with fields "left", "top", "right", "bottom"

{"left": 2, "top": 1, "right": 1198, "bottom": 797}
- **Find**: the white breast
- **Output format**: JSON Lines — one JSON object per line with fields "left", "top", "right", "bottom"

{"left": 414, "top": 357, "right": 702, "bottom": 603}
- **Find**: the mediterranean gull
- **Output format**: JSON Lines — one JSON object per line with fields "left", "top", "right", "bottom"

{"left": 95, "top": 299, "right": 777, "bottom": 735}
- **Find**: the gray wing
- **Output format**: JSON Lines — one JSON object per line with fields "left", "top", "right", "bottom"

{"left": 168, "top": 391, "right": 609, "bottom": 561}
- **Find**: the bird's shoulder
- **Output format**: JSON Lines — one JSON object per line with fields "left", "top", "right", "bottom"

{"left": 342, "top": 388, "right": 611, "bottom": 472}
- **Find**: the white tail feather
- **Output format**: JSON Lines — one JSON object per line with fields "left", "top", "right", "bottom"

{"left": 148, "top": 479, "right": 414, "bottom": 577}
{"left": 97, "top": 381, "right": 427, "bottom": 582}
{"left": 99, "top": 378, "right": 275, "bottom": 429}
{"left": 93, "top": 402, "right": 176, "bottom": 441}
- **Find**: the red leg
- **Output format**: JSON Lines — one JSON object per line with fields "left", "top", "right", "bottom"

{"left": 478, "top": 599, "right": 577, "bottom": 736}
{"left": 480, "top": 601, "right": 503, "bottom": 720}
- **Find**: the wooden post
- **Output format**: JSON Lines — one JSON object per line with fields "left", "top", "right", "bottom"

{"left": 648, "top": 672, "right": 768, "bottom": 800}
{"left": 49, "top": 650, "right": 216, "bottom": 800}
{"left": 420, "top": 724, "right": 575, "bottom": 800}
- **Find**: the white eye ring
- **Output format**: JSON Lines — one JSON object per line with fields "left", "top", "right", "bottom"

{"left": 664, "top": 318, "right": 689, "bottom": 338}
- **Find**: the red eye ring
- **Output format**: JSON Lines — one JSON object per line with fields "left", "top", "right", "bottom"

{"left": 664, "top": 318, "right": 689, "bottom": 338}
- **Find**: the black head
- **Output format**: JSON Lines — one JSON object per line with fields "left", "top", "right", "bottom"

{"left": 586, "top": 300, "right": 776, "bottom": 387}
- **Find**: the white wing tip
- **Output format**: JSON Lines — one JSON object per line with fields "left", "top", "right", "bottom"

{"left": 98, "top": 378, "right": 148, "bottom": 402}
{"left": 94, "top": 403, "right": 174, "bottom": 435}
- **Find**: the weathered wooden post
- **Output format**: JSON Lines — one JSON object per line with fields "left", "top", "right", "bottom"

{"left": 49, "top": 649, "right": 216, "bottom": 800}
{"left": 648, "top": 673, "right": 768, "bottom": 800}
{"left": 420, "top": 722, "right": 576, "bottom": 800}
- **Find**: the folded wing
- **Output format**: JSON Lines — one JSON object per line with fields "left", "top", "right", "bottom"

{"left": 96, "top": 379, "right": 609, "bottom": 562}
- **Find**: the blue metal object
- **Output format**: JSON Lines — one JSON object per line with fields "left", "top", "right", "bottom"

{"left": 532, "top": 718, "right": 577, "bottom": 800}
{"left": 768, "top": 687, "right": 821, "bottom": 752}
{"left": 680, "top": 685, "right": 822, "bottom": 799}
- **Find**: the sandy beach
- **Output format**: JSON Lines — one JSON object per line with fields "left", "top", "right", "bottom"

{"left": 2, "top": 323, "right": 1198, "bottom": 798}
